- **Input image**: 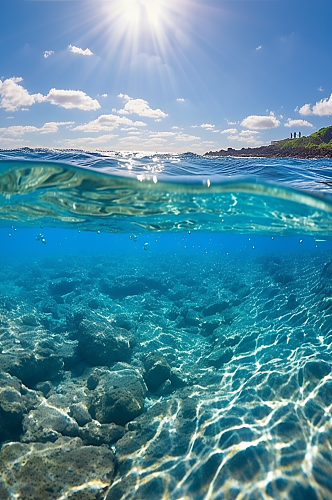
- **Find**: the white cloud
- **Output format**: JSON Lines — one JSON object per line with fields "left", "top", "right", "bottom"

{"left": 177, "top": 98, "right": 185, "bottom": 102}
{"left": 200, "top": 123, "right": 215, "bottom": 130}
{"left": 117, "top": 94, "right": 168, "bottom": 119}
{"left": 149, "top": 131, "right": 176, "bottom": 138}
{"left": 69, "top": 45, "right": 93, "bottom": 56}
{"left": 0, "top": 121, "right": 74, "bottom": 136}
{"left": 44, "top": 89, "right": 100, "bottom": 110}
{"left": 239, "top": 129, "right": 260, "bottom": 136}
{"left": 299, "top": 93, "right": 332, "bottom": 117}
{"left": 73, "top": 114, "right": 147, "bottom": 133}
{"left": 0, "top": 77, "right": 100, "bottom": 112}
{"left": 174, "top": 133, "right": 200, "bottom": 142}
{"left": 284, "top": 118, "right": 313, "bottom": 128}
{"left": 256, "top": 45, "right": 262, "bottom": 51}
{"left": 62, "top": 134, "right": 118, "bottom": 148}
{"left": 226, "top": 120, "right": 237, "bottom": 125}
{"left": 0, "top": 137, "right": 25, "bottom": 148}
{"left": 298, "top": 103, "right": 311, "bottom": 115}
{"left": 44, "top": 50, "right": 54, "bottom": 59}
{"left": 0, "top": 137, "right": 23, "bottom": 142}
{"left": 227, "top": 133, "right": 263, "bottom": 146}
{"left": 120, "top": 126, "right": 140, "bottom": 132}
{"left": 0, "top": 77, "right": 43, "bottom": 111}
{"left": 221, "top": 128, "right": 237, "bottom": 134}
{"left": 318, "top": 86, "right": 324, "bottom": 92}
{"left": 102, "top": 94, "right": 108, "bottom": 97}
{"left": 241, "top": 112, "right": 280, "bottom": 130}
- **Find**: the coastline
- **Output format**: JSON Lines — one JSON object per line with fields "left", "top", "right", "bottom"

{"left": 205, "top": 145, "right": 332, "bottom": 159}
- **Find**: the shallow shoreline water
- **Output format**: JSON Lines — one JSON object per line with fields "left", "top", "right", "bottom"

{"left": 0, "top": 150, "right": 332, "bottom": 500}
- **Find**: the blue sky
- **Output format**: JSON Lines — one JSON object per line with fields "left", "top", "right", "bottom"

{"left": 1, "top": 0, "right": 332, "bottom": 154}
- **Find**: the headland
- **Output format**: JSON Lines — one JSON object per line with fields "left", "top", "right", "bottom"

{"left": 205, "top": 125, "right": 332, "bottom": 158}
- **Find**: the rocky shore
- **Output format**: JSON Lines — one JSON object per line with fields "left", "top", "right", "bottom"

{"left": 205, "top": 145, "right": 332, "bottom": 159}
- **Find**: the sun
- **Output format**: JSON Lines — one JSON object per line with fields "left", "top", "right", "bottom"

{"left": 120, "top": 0, "right": 165, "bottom": 29}
{"left": 86, "top": 0, "right": 206, "bottom": 92}
{"left": 95, "top": 0, "right": 182, "bottom": 73}
{"left": 99, "top": 0, "right": 180, "bottom": 54}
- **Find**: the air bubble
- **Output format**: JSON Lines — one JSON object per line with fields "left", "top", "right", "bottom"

{"left": 143, "top": 242, "right": 149, "bottom": 251}
{"left": 36, "top": 233, "right": 46, "bottom": 244}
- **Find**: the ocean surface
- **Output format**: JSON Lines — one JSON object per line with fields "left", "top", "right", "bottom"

{"left": 0, "top": 149, "right": 332, "bottom": 500}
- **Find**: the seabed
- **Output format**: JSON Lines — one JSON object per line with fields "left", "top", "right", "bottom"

{"left": 0, "top": 230, "right": 331, "bottom": 500}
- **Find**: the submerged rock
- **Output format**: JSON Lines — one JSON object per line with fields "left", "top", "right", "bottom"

{"left": 144, "top": 353, "right": 171, "bottom": 392}
{"left": 78, "top": 421, "right": 125, "bottom": 446}
{"left": 202, "top": 300, "right": 229, "bottom": 317}
{"left": 0, "top": 438, "right": 115, "bottom": 500}
{"left": 77, "top": 318, "right": 136, "bottom": 366}
{"left": 92, "top": 387, "right": 144, "bottom": 426}
{"left": 34, "top": 381, "right": 53, "bottom": 397}
{"left": 207, "top": 347, "right": 233, "bottom": 368}
{"left": 100, "top": 274, "right": 169, "bottom": 299}
{"left": 322, "top": 261, "right": 332, "bottom": 278}
{"left": 0, "top": 372, "right": 40, "bottom": 444}
{"left": 88, "top": 365, "right": 147, "bottom": 426}
{"left": 69, "top": 402, "right": 92, "bottom": 426}
{"left": 49, "top": 278, "right": 80, "bottom": 296}
{"left": 1, "top": 346, "right": 63, "bottom": 386}
{"left": 22, "top": 403, "right": 79, "bottom": 443}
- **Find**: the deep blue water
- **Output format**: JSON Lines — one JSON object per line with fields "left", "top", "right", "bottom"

{"left": 0, "top": 150, "right": 332, "bottom": 500}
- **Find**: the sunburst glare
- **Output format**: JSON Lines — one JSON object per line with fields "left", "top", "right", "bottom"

{"left": 100, "top": 0, "right": 177, "bottom": 53}
{"left": 89, "top": 0, "right": 218, "bottom": 96}
{"left": 120, "top": 0, "right": 165, "bottom": 29}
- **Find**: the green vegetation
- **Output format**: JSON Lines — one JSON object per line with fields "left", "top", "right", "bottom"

{"left": 277, "top": 126, "right": 332, "bottom": 150}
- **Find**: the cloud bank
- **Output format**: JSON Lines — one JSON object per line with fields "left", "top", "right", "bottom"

{"left": 0, "top": 121, "right": 73, "bottom": 136}
{"left": 0, "top": 78, "right": 100, "bottom": 111}
{"left": 73, "top": 114, "right": 147, "bottom": 133}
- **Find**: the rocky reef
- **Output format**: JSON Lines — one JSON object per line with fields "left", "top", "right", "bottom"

{"left": 0, "top": 248, "right": 331, "bottom": 499}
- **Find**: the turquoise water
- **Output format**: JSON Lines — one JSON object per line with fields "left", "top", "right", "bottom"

{"left": 0, "top": 150, "right": 332, "bottom": 500}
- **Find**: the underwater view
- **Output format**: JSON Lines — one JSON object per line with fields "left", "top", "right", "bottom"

{"left": 1, "top": 150, "right": 332, "bottom": 500}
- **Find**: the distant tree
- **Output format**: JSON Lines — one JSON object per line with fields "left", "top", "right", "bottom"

{"left": 299, "top": 131, "right": 302, "bottom": 138}
{"left": 291, "top": 133, "right": 293, "bottom": 139}
{"left": 294, "top": 132, "right": 297, "bottom": 138}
